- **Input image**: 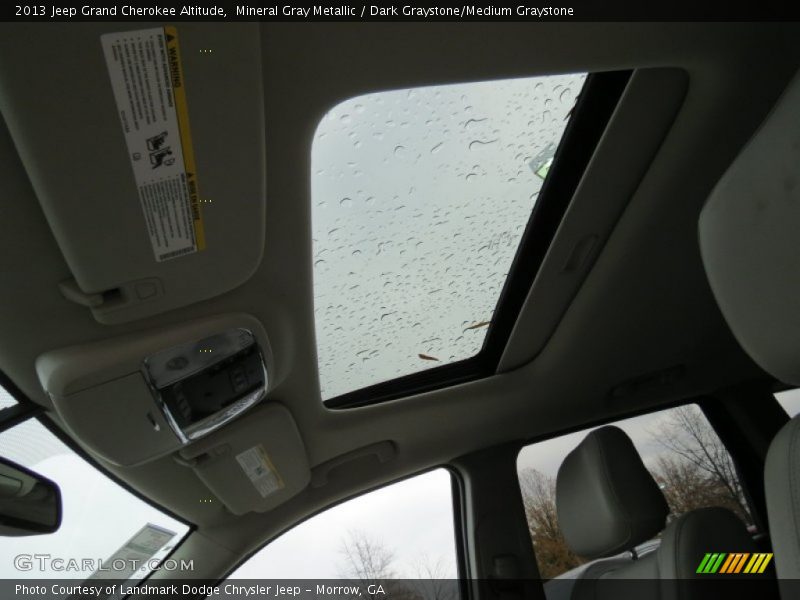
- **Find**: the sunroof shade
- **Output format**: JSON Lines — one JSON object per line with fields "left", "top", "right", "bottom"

{"left": 312, "top": 72, "right": 587, "bottom": 400}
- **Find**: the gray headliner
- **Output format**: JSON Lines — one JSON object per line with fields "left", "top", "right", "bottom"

{"left": 0, "top": 22, "right": 798, "bottom": 572}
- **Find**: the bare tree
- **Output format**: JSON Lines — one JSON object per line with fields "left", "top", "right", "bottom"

{"left": 519, "top": 468, "right": 559, "bottom": 540}
{"left": 336, "top": 530, "right": 458, "bottom": 600}
{"left": 338, "top": 529, "right": 397, "bottom": 581}
{"left": 651, "top": 455, "right": 744, "bottom": 519}
{"left": 649, "top": 405, "right": 751, "bottom": 523}
{"left": 652, "top": 455, "right": 711, "bottom": 513}
{"left": 518, "top": 468, "right": 585, "bottom": 579}
{"left": 337, "top": 530, "right": 418, "bottom": 600}
{"left": 409, "top": 554, "right": 457, "bottom": 600}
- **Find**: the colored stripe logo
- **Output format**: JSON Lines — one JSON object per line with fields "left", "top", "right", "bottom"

{"left": 696, "top": 553, "right": 773, "bottom": 574}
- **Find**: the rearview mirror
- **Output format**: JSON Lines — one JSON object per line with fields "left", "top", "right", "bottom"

{"left": 0, "top": 457, "right": 61, "bottom": 536}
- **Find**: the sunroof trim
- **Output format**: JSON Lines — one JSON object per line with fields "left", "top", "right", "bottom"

{"left": 317, "top": 71, "right": 632, "bottom": 409}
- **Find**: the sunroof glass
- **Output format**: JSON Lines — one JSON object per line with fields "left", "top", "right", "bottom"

{"left": 312, "top": 72, "right": 587, "bottom": 400}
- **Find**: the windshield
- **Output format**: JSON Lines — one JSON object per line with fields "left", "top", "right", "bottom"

{"left": 0, "top": 387, "right": 190, "bottom": 595}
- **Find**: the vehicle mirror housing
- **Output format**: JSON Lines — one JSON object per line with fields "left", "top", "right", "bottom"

{"left": 0, "top": 457, "right": 62, "bottom": 536}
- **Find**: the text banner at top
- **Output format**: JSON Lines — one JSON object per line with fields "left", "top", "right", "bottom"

{"left": 4, "top": 1, "right": 798, "bottom": 22}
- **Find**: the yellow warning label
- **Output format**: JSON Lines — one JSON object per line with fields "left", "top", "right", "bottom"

{"left": 164, "top": 26, "right": 206, "bottom": 251}
{"left": 101, "top": 27, "right": 206, "bottom": 261}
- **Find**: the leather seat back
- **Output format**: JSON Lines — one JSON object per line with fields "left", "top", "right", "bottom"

{"left": 699, "top": 71, "right": 800, "bottom": 588}
{"left": 555, "top": 426, "right": 760, "bottom": 599}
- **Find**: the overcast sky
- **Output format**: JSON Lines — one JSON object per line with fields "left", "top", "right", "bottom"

{"left": 311, "top": 73, "right": 586, "bottom": 400}
{"left": 229, "top": 469, "right": 457, "bottom": 579}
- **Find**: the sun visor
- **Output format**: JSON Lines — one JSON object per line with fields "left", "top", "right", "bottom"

{"left": 178, "top": 403, "right": 310, "bottom": 515}
{"left": 0, "top": 23, "right": 265, "bottom": 324}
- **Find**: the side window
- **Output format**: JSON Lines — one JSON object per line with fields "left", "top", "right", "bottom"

{"left": 516, "top": 404, "right": 753, "bottom": 580}
{"left": 227, "top": 469, "right": 458, "bottom": 595}
{"left": 0, "top": 386, "right": 190, "bottom": 590}
{"left": 0, "top": 388, "right": 15, "bottom": 409}
{"left": 775, "top": 388, "right": 800, "bottom": 417}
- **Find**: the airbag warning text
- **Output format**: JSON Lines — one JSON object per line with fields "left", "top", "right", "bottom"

{"left": 101, "top": 26, "right": 206, "bottom": 262}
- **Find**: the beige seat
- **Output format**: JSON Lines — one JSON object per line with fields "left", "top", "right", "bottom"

{"left": 699, "top": 70, "right": 800, "bottom": 595}
{"left": 553, "top": 426, "right": 757, "bottom": 600}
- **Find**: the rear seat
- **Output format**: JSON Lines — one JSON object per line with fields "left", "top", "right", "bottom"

{"left": 552, "top": 425, "right": 762, "bottom": 600}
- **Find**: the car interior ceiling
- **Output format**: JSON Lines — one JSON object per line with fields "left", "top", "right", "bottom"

{"left": 1, "top": 21, "right": 800, "bottom": 598}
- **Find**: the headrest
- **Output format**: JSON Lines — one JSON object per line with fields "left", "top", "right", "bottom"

{"left": 556, "top": 426, "right": 669, "bottom": 559}
{"left": 657, "top": 507, "right": 756, "bottom": 583}
{"left": 699, "top": 72, "right": 800, "bottom": 385}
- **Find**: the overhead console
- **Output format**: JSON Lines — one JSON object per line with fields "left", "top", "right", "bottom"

{"left": 142, "top": 329, "right": 267, "bottom": 444}
{"left": 0, "top": 23, "right": 265, "bottom": 324}
{"left": 35, "top": 314, "right": 310, "bottom": 514}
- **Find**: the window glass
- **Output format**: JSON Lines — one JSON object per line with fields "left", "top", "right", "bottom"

{"left": 228, "top": 469, "right": 457, "bottom": 590}
{"left": 0, "top": 385, "right": 16, "bottom": 409}
{"left": 312, "top": 73, "right": 587, "bottom": 400}
{"left": 0, "top": 388, "right": 190, "bottom": 593}
{"left": 775, "top": 388, "right": 800, "bottom": 417}
{"left": 516, "top": 404, "right": 752, "bottom": 580}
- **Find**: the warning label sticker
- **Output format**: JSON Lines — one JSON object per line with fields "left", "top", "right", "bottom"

{"left": 83, "top": 523, "right": 176, "bottom": 582}
{"left": 101, "top": 27, "right": 205, "bottom": 262}
{"left": 236, "top": 445, "right": 285, "bottom": 498}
